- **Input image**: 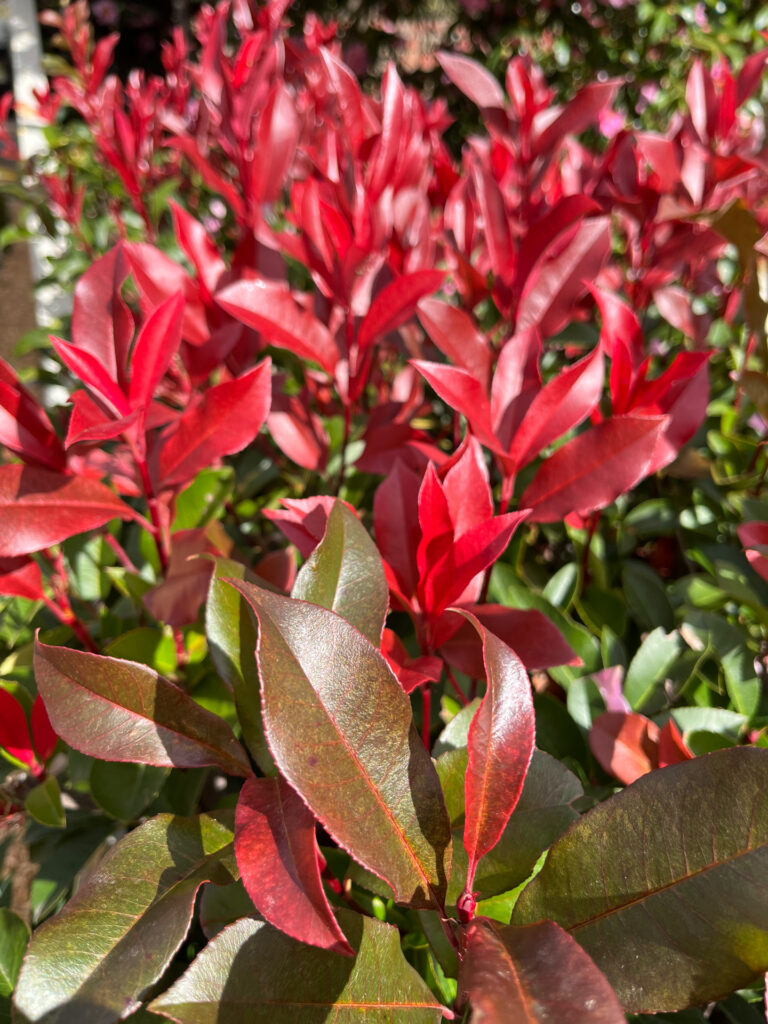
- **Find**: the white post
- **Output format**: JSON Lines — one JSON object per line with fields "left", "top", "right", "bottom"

{"left": 8, "top": 0, "right": 68, "bottom": 327}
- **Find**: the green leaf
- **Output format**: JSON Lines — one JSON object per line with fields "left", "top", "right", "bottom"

{"left": 0, "top": 909, "right": 29, "bottom": 997}
{"left": 512, "top": 748, "right": 768, "bottom": 1012}
{"left": 172, "top": 468, "right": 234, "bottom": 531}
{"left": 34, "top": 639, "right": 250, "bottom": 777}
{"left": 622, "top": 561, "right": 675, "bottom": 632}
{"left": 680, "top": 611, "right": 761, "bottom": 719}
{"left": 105, "top": 629, "right": 178, "bottom": 677}
{"left": 623, "top": 628, "right": 683, "bottom": 712}
{"left": 14, "top": 812, "right": 236, "bottom": 1024}
{"left": 205, "top": 558, "right": 275, "bottom": 776}
{"left": 89, "top": 761, "right": 169, "bottom": 821}
{"left": 291, "top": 501, "right": 388, "bottom": 646}
{"left": 24, "top": 777, "right": 65, "bottom": 829}
{"left": 148, "top": 912, "right": 444, "bottom": 1023}
{"left": 226, "top": 581, "right": 451, "bottom": 910}
{"left": 432, "top": 699, "right": 480, "bottom": 757}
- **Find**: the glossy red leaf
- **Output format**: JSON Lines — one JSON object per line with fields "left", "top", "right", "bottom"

{"left": 169, "top": 200, "right": 226, "bottom": 300}
{"left": 357, "top": 271, "right": 445, "bottom": 353}
{"left": 65, "top": 390, "right": 139, "bottom": 447}
{"left": 657, "top": 719, "right": 693, "bottom": 769}
{"left": 459, "top": 611, "right": 535, "bottom": 889}
{"left": 264, "top": 496, "right": 348, "bottom": 559}
{"left": 368, "top": 64, "right": 405, "bottom": 199}
{"left": 70, "top": 245, "right": 133, "bottom": 385}
{"left": 438, "top": 511, "right": 529, "bottom": 617}
{"left": 252, "top": 82, "right": 300, "bottom": 204}
{"left": 125, "top": 241, "right": 208, "bottom": 347}
{"left": 0, "top": 688, "right": 36, "bottom": 768}
{"left": 235, "top": 775, "right": 353, "bottom": 954}
{"left": 516, "top": 217, "right": 611, "bottom": 339}
{"left": 589, "top": 711, "right": 659, "bottom": 785}
{"left": 225, "top": 581, "right": 452, "bottom": 909}
{"left": 534, "top": 80, "right": 619, "bottom": 156}
{"left": 0, "top": 464, "right": 143, "bottom": 557}
{"left": 0, "top": 359, "right": 66, "bottom": 471}
{"left": 381, "top": 629, "right": 443, "bottom": 694}
{"left": 215, "top": 278, "right": 338, "bottom": 373}
{"left": 509, "top": 345, "right": 604, "bottom": 471}
{"left": 0, "top": 556, "right": 45, "bottom": 602}
{"left": 157, "top": 360, "right": 271, "bottom": 490}
{"left": 49, "top": 336, "right": 129, "bottom": 418}
{"left": 460, "top": 918, "right": 625, "bottom": 1023}
{"left": 436, "top": 51, "right": 506, "bottom": 110}
{"left": 128, "top": 292, "right": 185, "bottom": 414}
{"left": 34, "top": 638, "right": 251, "bottom": 777}
{"left": 442, "top": 435, "right": 494, "bottom": 536}
{"left": 412, "top": 360, "right": 496, "bottom": 448}
{"left": 417, "top": 297, "right": 491, "bottom": 389}
{"left": 471, "top": 164, "right": 514, "bottom": 284}
{"left": 30, "top": 695, "right": 57, "bottom": 764}
{"left": 373, "top": 462, "right": 422, "bottom": 603}
{"left": 520, "top": 415, "right": 665, "bottom": 523}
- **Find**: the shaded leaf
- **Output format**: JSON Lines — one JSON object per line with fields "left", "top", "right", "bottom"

{"left": 24, "top": 776, "right": 65, "bottom": 829}
{"left": 0, "top": 910, "right": 29, "bottom": 998}
{"left": 13, "top": 812, "right": 236, "bottom": 1024}
{"left": 0, "top": 465, "right": 143, "bottom": 558}
{"left": 148, "top": 911, "right": 444, "bottom": 1023}
{"left": 512, "top": 748, "right": 768, "bottom": 1012}
{"left": 459, "top": 917, "right": 625, "bottom": 1023}
{"left": 225, "top": 581, "right": 451, "bottom": 909}
{"left": 34, "top": 639, "right": 250, "bottom": 777}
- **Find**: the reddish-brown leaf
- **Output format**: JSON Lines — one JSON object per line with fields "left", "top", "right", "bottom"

{"left": 235, "top": 775, "right": 353, "bottom": 954}
{"left": 460, "top": 918, "right": 625, "bottom": 1023}
{"left": 459, "top": 612, "right": 535, "bottom": 889}
{"left": 589, "top": 711, "right": 659, "bottom": 785}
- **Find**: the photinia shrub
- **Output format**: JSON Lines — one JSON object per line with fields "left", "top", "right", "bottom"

{"left": 1, "top": 1, "right": 768, "bottom": 1021}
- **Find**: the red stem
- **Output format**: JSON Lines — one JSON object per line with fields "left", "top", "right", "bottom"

{"left": 102, "top": 532, "right": 138, "bottom": 573}
{"left": 444, "top": 665, "right": 469, "bottom": 706}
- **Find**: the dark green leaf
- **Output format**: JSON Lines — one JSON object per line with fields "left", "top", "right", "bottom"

{"left": 24, "top": 777, "right": 65, "bottom": 829}
{"left": 512, "top": 748, "right": 768, "bottom": 1012}
{"left": 291, "top": 501, "right": 388, "bottom": 646}
{"left": 0, "top": 909, "right": 29, "bottom": 997}
{"left": 89, "top": 761, "right": 169, "bottom": 821}
{"left": 624, "top": 628, "right": 682, "bottom": 712}
{"left": 14, "top": 812, "right": 236, "bottom": 1024}
{"left": 148, "top": 912, "right": 444, "bottom": 1023}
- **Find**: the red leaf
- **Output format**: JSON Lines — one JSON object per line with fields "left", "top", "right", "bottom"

{"left": 235, "top": 775, "right": 353, "bottom": 954}
{"left": 31, "top": 694, "right": 58, "bottom": 763}
{"left": 49, "top": 336, "right": 129, "bottom": 418}
{"left": 143, "top": 529, "right": 225, "bottom": 628}
{"left": 0, "top": 687, "right": 36, "bottom": 768}
{"left": 440, "top": 605, "right": 579, "bottom": 676}
{"left": 125, "top": 241, "right": 208, "bottom": 347}
{"left": 412, "top": 360, "right": 496, "bottom": 449}
{"left": 169, "top": 200, "right": 226, "bottom": 300}
{"left": 436, "top": 512, "right": 528, "bottom": 617}
{"left": 0, "top": 359, "right": 66, "bottom": 471}
{"left": 534, "top": 80, "right": 619, "bottom": 156}
{"left": 417, "top": 298, "right": 491, "bottom": 390}
{"left": 460, "top": 918, "right": 625, "bottom": 1023}
{"left": 65, "top": 391, "right": 139, "bottom": 447}
{"left": 128, "top": 292, "right": 185, "bottom": 414}
{"left": 442, "top": 435, "right": 494, "bottom": 537}
{"left": 0, "top": 556, "right": 45, "bottom": 601}
{"left": 471, "top": 164, "right": 514, "bottom": 285}
{"left": 264, "top": 496, "right": 346, "bottom": 560}
{"left": 509, "top": 345, "right": 604, "bottom": 471}
{"left": 368, "top": 64, "right": 405, "bottom": 199}
{"left": 436, "top": 52, "right": 506, "bottom": 110}
{"left": 589, "top": 711, "right": 659, "bottom": 785}
{"left": 657, "top": 719, "right": 693, "bottom": 769}
{"left": 373, "top": 462, "right": 422, "bottom": 603}
{"left": 215, "top": 278, "right": 338, "bottom": 372}
{"left": 459, "top": 611, "right": 535, "bottom": 889}
{"left": 686, "top": 59, "right": 716, "bottom": 143}
{"left": 0, "top": 464, "right": 144, "bottom": 557}
{"left": 252, "top": 82, "right": 300, "bottom": 204}
{"left": 381, "top": 629, "right": 443, "bottom": 695}
{"left": 157, "top": 360, "right": 271, "bottom": 491}
{"left": 70, "top": 245, "right": 134, "bottom": 387}
{"left": 516, "top": 217, "right": 611, "bottom": 339}
{"left": 357, "top": 271, "right": 445, "bottom": 353}
{"left": 520, "top": 415, "right": 665, "bottom": 523}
